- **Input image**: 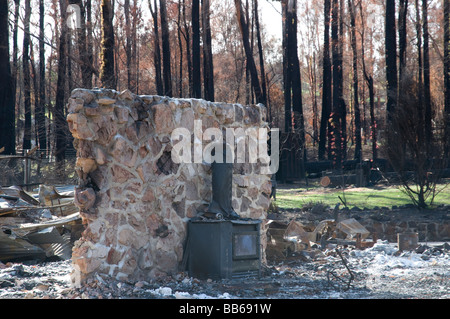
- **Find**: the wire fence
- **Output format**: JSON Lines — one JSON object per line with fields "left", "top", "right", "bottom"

{"left": 0, "top": 148, "right": 77, "bottom": 190}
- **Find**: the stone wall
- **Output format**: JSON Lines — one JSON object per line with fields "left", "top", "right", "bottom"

{"left": 67, "top": 88, "right": 273, "bottom": 283}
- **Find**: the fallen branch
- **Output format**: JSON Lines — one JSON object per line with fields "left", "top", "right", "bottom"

{"left": 326, "top": 248, "right": 355, "bottom": 291}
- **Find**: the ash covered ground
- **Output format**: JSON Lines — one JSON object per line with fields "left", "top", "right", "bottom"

{"left": 0, "top": 240, "right": 448, "bottom": 299}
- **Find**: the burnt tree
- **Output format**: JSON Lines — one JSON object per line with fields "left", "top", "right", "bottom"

{"left": 100, "top": 0, "right": 116, "bottom": 89}
{"left": 70, "top": 0, "right": 94, "bottom": 89}
{"left": 319, "top": 0, "right": 332, "bottom": 161}
{"left": 160, "top": 0, "right": 173, "bottom": 97}
{"left": 279, "top": 0, "right": 306, "bottom": 180}
{"left": 385, "top": 0, "right": 398, "bottom": 124}
{"left": 202, "top": 0, "right": 215, "bottom": 102}
{"left": 192, "top": 0, "right": 201, "bottom": 98}
{"left": 55, "top": 0, "right": 69, "bottom": 165}
{"left": 37, "top": 0, "right": 47, "bottom": 151}
{"left": 445, "top": 0, "right": 450, "bottom": 157}
{"left": 254, "top": 0, "right": 267, "bottom": 107}
{"left": 23, "top": 0, "right": 32, "bottom": 151}
{"left": 148, "top": 0, "right": 163, "bottom": 96}
{"left": 422, "top": 0, "right": 432, "bottom": 148}
{"left": 0, "top": 0, "right": 15, "bottom": 155}
{"left": 398, "top": 0, "right": 408, "bottom": 82}
{"left": 331, "top": 0, "right": 344, "bottom": 169}
{"left": 234, "top": 0, "right": 263, "bottom": 104}
{"left": 360, "top": 0, "right": 377, "bottom": 161}
{"left": 348, "top": 0, "right": 362, "bottom": 162}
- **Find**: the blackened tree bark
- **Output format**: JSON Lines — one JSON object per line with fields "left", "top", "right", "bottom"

{"left": 415, "top": 0, "right": 424, "bottom": 147}
{"left": 254, "top": 0, "right": 267, "bottom": 106}
{"left": 70, "top": 0, "right": 93, "bottom": 88}
{"left": 287, "top": 0, "right": 305, "bottom": 150}
{"left": 398, "top": 0, "right": 409, "bottom": 81}
{"left": 360, "top": 0, "right": 377, "bottom": 161}
{"left": 177, "top": 0, "right": 184, "bottom": 97}
{"left": 0, "top": 0, "right": 15, "bottom": 155}
{"left": 160, "top": 0, "right": 173, "bottom": 97}
{"left": 386, "top": 0, "right": 398, "bottom": 124}
{"left": 86, "top": 0, "right": 94, "bottom": 87}
{"left": 348, "top": 0, "right": 362, "bottom": 162}
{"left": 444, "top": 0, "right": 450, "bottom": 157}
{"left": 12, "top": 0, "right": 19, "bottom": 150}
{"left": 192, "top": 0, "right": 201, "bottom": 98}
{"left": 234, "top": 0, "right": 263, "bottom": 104}
{"left": 319, "top": 0, "right": 332, "bottom": 160}
{"left": 422, "top": 0, "right": 432, "bottom": 147}
{"left": 182, "top": 0, "right": 193, "bottom": 97}
{"left": 37, "top": 0, "right": 47, "bottom": 151}
{"left": 282, "top": 0, "right": 292, "bottom": 133}
{"left": 124, "top": 0, "right": 133, "bottom": 91}
{"left": 290, "top": 0, "right": 306, "bottom": 174}
{"left": 23, "top": 0, "right": 32, "bottom": 151}
{"left": 280, "top": 0, "right": 306, "bottom": 178}
{"left": 55, "top": 0, "right": 69, "bottom": 166}
{"left": 339, "top": 0, "right": 346, "bottom": 159}
{"left": 100, "top": 0, "right": 116, "bottom": 89}
{"left": 149, "top": 0, "right": 163, "bottom": 96}
{"left": 331, "top": 0, "right": 343, "bottom": 169}
{"left": 202, "top": 0, "right": 215, "bottom": 102}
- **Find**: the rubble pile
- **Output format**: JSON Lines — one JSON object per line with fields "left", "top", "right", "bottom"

{"left": 0, "top": 238, "right": 448, "bottom": 299}
{"left": 0, "top": 185, "right": 82, "bottom": 263}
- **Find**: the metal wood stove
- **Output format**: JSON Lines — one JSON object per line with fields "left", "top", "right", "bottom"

{"left": 185, "top": 219, "right": 262, "bottom": 280}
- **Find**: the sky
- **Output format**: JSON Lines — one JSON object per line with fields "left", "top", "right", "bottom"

{"left": 260, "top": 0, "right": 283, "bottom": 40}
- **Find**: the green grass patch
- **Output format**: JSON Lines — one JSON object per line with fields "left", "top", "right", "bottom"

{"left": 275, "top": 184, "right": 450, "bottom": 210}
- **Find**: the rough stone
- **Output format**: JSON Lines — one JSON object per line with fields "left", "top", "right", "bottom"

{"left": 152, "top": 104, "right": 175, "bottom": 134}
{"left": 74, "top": 187, "right": 96, "bottom": 211}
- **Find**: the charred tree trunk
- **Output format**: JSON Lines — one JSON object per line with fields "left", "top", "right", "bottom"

{"left": 234, "top": 0, "right": 263, "bottom": 104}
{"left": 415, "top": 0, "right": 424, "bottom": 148}
{"left": 160, "top": 0, "right": 173, "bottom": 97}
{"left": 86, "top": 0, "right": 94, "bottom": 86}
{"left": 386, "top": 0, "right": 398, "bottom": 124}
{"left": 124, "top": 0, "right": 133, "bottom": 91}
{"left": 254, "top": 0, "right": 267, "bottom": 107}
{"left": 23, "top": 0, "right": 32, "bottom": 151}
{"left": 12, "top": 0, "right": 19, "bottom": 152}
{"left": 398, "top": 0, "right": 409, "bottom": 82}
{"left": 280, "top": 0, "right": 306, "bottom": 179}
{"left": 55, "top": 0, "right": 69, "bottom": 166}
{"left": 0, "top": 0, "right": 15, "bottom": 155}
{"left": 288, "top": 0, "right": 306, "bottom": 166}
{"left": 177, "top": 0, "right": 183, "bottom": 97}
{"left": 348, "top": 0, "right": 361, "bottom": 162}
{"left": 100, "top": 0, "right": 116, "bottom": 89}
{"left": 70, "top": 0, "right": 93, "bottom": 88}
{"left": 37, "top": 0, "right": 47, "bottom": 152}
{"left": 422, "top": 0, "right": 432, "bottom": 148}
{"left": 149, "top": 0, "right": 163, "bottom": 96}
{"left": 202, "top": 0, "right": 215, "bottom": 102}
{"left": 182, "top": 0, "right": 193, "bottom": 97}
{"left": 360, "top": 1, "right": 377, "bottom": 161}
{"left": 444, "top": 0, "right": 450, "bottom": 157}
{"left": 192, "top": 0, "right": 201, "bottom": 98}
{"left": 319, "top": 0, "right": 332, "bottom": 160}
{"left": 282, "top": 0, "right": 292, "bottom": 133}
{"left": 331, "top": 0, "right": 343, "bottom": 169}
{"left": 339, "top": 0, "right": 346, "bottom": 160}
